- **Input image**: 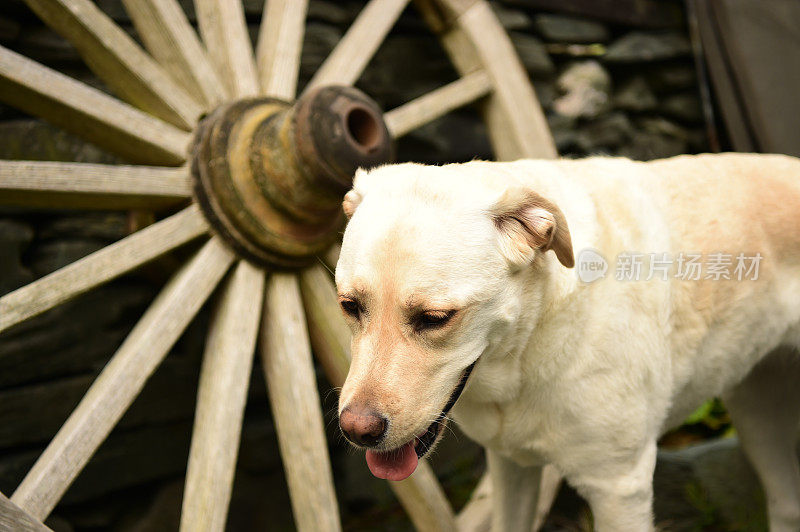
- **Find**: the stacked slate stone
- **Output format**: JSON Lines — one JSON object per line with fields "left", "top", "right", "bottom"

{"left": 499, "top": 4, "right": 707, "bottom": 162}
{"left": 0, "top": 1, "right": 746, "bottom": 531}
{"left": 351, "top": 1, "right": 707, "bottom": 164}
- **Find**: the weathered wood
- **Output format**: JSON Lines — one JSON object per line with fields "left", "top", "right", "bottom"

{"left": 298, "top": 265, "right": 350, "bottom": 387}
{"left": 24, "top": 0, "right": 203, "bottom": 130}
{"left": 195, "top": 0, "right": 259, "bottom": 98}
{"left": 260, "top": 273, "right": 341, "bottom": 532}
{"left": 390, "top": 467, "right": 459, "bottom": 532}
{"left": 180, "top": 260, "right": 265, "bottom": 532}
{"left": 0, "top": 160, "right": 191, "bottom": 210}
{"left": 304, "top": 0, "right": 411, "bottom": 92}
{"left": 0, "top": 205, "right": 208, "bottom": 334}
{"left": 422, "top": 0, "right": 559, "bottom": 155}
{"left": 532, "top": 465, "right": 562, "bottom": 531}
{"left": 0, "top": 492, "right": 51, "bottom": 532}
{"left": 11, "top": 238, "right": 235, "bottom": 521}
{"left": 299, "top": 265, "right": 459, "bottom": 532}
{"left": 323, "top": 244, "right": 341, "bottom": 274}
{"left": 457, "top": 468, "right": 561, "bottom": 532}
{"left": 456, "top": 472, "right": 491, "bottom": 532}
{"left": 256, "top": 0, "right": 308, "bottom": 100}
{"left": 412, "top": 0, "right": 478, "bottom": 33}
{"left": 384, "top": 70, "right": 492, "bottom": 138}
{"left": 437, "top": 0, "right": 556, "bottom": 160}
{"left": 122, "top": 0, "right": 225, "bottom": 108}
{"left": 0, "top": 45, "right": 190, "bottom": 165}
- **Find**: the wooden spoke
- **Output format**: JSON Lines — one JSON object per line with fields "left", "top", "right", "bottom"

{"left": 180, "top": 260, "right": 265, "bottom": 532}
{"left": 260, "top": 273, "right": 341, "bottom": 532}
{"left": 533, "top": 466, "right": 562, "bottom": 530}
{"left": 384, "top": 70, "right": 492, "bottom": 138}
{"left": 457, "top": 467, "right": 561, "bottom": 531}
{"left": 417, "top": 0, "right": 556, "bottom": 160}
{"left": 299, "top": 265, "right": 458, "bottom": 532}
{"left": 256, "top": 0, "right": 308, "bottom": 100}
{"left": 304, "top": 0, "right": 411, "bottom": 93}
{"left": 11, "top": 238, "right": 235, "bottom": 520}
{"left": 458, "top": 2, "right": 555, "bottom": 159}
{"left": 122, "top": 0, "right": 226, "bottom": 108}
{"left": 323, "top": 244, "right": 341, "bottom": 273}
{"left": 0, "top": 492, "right": 51, "bottom": 532}
{"left": 298, "top": 265, "right": 350, "bottom": 386}
{"left": 25, "top": 0, "right": 203, "bottom": 130}
{"left": 455, "top": 472, "right": 491, "bottom": 532}
{"left": 195, "top": 0, "right": 260, "bottom": 98}
{"left": 0, "top": 46, "right": 190, "bottom": 165}
{"left": 0, "top": 205, "right": 208, "bottom": 334}
{"left": 0, "top": 160, "right": 191, "bottom": 210}
{"left": 391, "top": 469, "right": 459, "bottom": 532}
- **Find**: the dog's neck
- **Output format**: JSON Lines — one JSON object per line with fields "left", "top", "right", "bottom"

{"left": 457, "top": 257, "right": 568, "bottom": 407}
{"left": 449, "top": 163, "right": 603, "bottom": 430}
{"left": 455, "top": 165, "right": 600, "bottom": 408}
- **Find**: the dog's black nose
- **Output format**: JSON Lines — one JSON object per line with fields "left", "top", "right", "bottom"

{"left": 339, "top": 406, "right": 387, "bottom": 447}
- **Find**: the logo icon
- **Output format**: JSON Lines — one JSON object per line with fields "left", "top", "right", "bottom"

{"left": 576, "top": 248, "right": 608, "bottom": 283}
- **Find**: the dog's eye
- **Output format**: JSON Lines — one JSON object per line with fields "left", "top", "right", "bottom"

{"left": 415, "top": 310, "right": 455, "bottom": 331}
{"left": 339, "top": 298, "right": 361, "bottom": 319}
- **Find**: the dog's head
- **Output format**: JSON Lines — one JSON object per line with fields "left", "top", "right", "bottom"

{"left": 335, "top": 162, "right": 573, "bottom": 480}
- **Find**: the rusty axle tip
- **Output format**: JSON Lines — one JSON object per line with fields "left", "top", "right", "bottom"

{"left": 294, "top": 85, "right": 394, "bottom": 194}
{"left": 347, "top": 107, "right": 382, "bottom": 152}
{"left": 190, "top": 86, "right": 394, "bottom": 269}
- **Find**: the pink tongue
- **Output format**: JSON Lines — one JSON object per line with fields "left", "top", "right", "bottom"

{"left": 365, "top": 442, "right": 418, "bottom": 481}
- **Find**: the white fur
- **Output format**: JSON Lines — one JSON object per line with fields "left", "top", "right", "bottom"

{"left": 336, "top": 154, "right": 800, "bottom": 532}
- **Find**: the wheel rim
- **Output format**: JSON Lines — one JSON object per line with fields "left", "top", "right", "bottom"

{"left": 0, "top": 1, "right": 557, "bottom": 530}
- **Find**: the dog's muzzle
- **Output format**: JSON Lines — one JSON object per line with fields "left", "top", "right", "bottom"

{"left": 414, "top": 359, "right": 477, "bottom": 458}
{"left": 342, "top": 359, "right": 479, "bottom": 481}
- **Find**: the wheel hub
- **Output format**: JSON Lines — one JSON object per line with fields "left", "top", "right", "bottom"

{"left": 191, "top": 86, "right": 393, "bottom": 269}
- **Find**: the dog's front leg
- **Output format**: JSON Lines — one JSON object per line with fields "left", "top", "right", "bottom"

{"left": 487, "top": 449, "right": 543, "bottom": 532}
{"left": 570, "top": 441, "right": 658, "bottom": 532}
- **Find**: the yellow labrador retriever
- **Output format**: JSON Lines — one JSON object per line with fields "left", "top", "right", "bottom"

{"left": 335, "top": 153, "right": 800, "bottom": 531}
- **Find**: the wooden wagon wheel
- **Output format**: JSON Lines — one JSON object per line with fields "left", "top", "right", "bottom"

{"left": 0, "top": 0, "right": 558, "bottom": 530}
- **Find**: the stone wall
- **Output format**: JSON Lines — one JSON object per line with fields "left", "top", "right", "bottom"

{"left": 0, "top": 1, "right": 721, "bottom": 530}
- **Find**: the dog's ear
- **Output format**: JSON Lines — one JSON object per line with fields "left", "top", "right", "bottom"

{"left": 491, "top": 188, "right": 574, "bottom": 268}
{"left": 342, "top": 169, "right": 368, "bottom": 218}
{"left": 342, "top": 189, "right": 362, "bottom": 218}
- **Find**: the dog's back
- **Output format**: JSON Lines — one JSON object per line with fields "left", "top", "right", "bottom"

{"left": 640, "top": 154, "right": 800, "bottom": 425}
{"left": 547, "top": 153, "right": 800, "bottom": 426}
